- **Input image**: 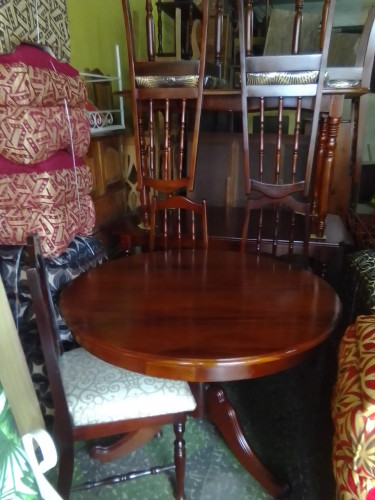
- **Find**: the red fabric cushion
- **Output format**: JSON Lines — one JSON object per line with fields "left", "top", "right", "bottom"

{"left": 0, "top": 151, "right": 85, "bottom": 175}
{"left": 0, "top": 44, "right": 77, "bottom": 76}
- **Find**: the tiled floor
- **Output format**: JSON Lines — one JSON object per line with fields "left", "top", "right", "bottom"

{"left": 64, "top": 341, "right": 338, "bottom": 500}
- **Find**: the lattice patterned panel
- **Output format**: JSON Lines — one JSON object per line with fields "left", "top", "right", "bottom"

{"left": 0, "top": 0, "right": 70, "bottom": 62}
{"left": 122, "top": 135, "right": 141, "bottom": 211}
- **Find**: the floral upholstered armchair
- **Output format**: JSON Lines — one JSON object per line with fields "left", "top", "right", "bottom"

{"left": 332, "top": 315, "right": 375, "bottom": 500}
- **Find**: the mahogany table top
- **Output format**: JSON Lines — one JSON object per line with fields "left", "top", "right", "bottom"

{"left": 59, "top": 249, "right": 342, "bottom": 383}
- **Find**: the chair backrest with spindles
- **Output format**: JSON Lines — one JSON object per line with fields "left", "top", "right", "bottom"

{"left": 149, "top": 195, "right": 208, "bottom": 251}
{"left": 238, "top": 0, "right": 336, "bottom": 263}
{"left": 122, "top": 0, "right": 209, "bottom": 227}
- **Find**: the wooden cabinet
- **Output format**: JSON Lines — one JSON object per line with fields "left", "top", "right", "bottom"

{"left": 85, "top": 132, "right": 142, "bottom": 254}
{"left": 85, "top": 132, "right": 128, "bottom": 252}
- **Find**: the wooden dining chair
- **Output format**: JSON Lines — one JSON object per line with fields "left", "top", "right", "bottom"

{"left": 149, "top": 194, "right": 208, "bottom": 251}
{"left": 122, "top": 0, "right": 209, "bottom": 228}
{"left": 237, "top": 0, "right": 336, "bottom": 264}
{"left": 25, "top": 234, "right": 197, "bottom": 499}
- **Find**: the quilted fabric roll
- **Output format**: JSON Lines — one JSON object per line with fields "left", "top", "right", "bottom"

{"left": 0, "top": 165, "right": 93, "bottom": 209}
{"left": 0, "top": 43, "right": 95, "bottom": 256}
{"left": 0, "top": 62, "right": 87, "bottom": 107}
{"left": 0, "top": 107, "right": 90, "bottom": 165}
{"left": 0, "top": 195, "right": 95, "bottom": 257}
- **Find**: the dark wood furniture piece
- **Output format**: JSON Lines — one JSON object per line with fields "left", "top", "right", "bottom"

{"left": 26, "top": 235, "right": 197, "bottom": 500}
{"left": 114, "top": 2, "right": 371, "bottom": 274}
{"left": 59, "top": 248, "right": 342, "bottom": 498}
{"left": 117, "top": 9, "right": 369, "bottom": 254}
{"left": 149, "top": 195, "right": 208, "bottom": 250}
{"left": 199, "top": 84, "right": 368, "bottom": 238}
{"left": 85, "top": 131, "right": 128, "bottom": 253}
{"left": 121, "top": 0, "right": 209, "bottom": 228}
{"left": 110, "top": 205, "right": 352, "bottom": 283}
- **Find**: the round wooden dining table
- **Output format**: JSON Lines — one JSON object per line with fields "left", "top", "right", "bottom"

{"left": 59, "top": 249, "right": 341, "bottom": 498}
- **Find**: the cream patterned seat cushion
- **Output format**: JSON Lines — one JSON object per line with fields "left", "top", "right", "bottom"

{"left": 60, "top": 348, "right": 196, "bottom": 427}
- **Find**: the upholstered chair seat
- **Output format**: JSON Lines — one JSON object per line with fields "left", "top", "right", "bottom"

{"left": 60, "top": 347, "right": 197, "bottom": 427}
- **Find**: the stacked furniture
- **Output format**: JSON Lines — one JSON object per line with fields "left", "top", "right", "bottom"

{"left": 0, "top": 1, "right": 106, "bottom": 426}
{"left": 0, "top": 43, "right": 94, "bottom": 257}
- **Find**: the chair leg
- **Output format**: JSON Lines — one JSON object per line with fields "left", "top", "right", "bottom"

{"left": 56, "top": 443, "right": 74, "bottom": 499}
{"left": 173, "top": 413, "right": 186, "bottom": 500}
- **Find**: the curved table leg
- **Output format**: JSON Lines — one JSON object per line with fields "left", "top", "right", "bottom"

{"left": 203, "top": 383, "right": 289, "bottom": 498}
{"left": 89, "top": 426, "right": 162, "bottom": 462}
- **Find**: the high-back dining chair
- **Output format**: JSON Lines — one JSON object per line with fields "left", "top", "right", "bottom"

{"left": 238, "top": 0, "right": 336, "bottom": 263}
{"left": 25, "top": 234, "right": 197, "bottom": 499}
{"left": 122, "top": 0, "right": 209, "bottom": 228}
{"left": 149, "top": 194, "right": 208, "bottom": 251}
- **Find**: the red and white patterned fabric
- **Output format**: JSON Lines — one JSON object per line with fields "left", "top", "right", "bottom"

{"left": 0, "top": 62, "right": 87, "bottom": 107}
{"left": 0, "top": 107, "right": 90, "bottom": 165}
{"left": 0, "top": 161, "right": 95, "bottom": 257}
{"left": 332, "top": 315, "right": 375, "bottom": 500}
{"left": 0, "top": 165, "right": 92, "bottom": 208}
{"left": 0, "top": 196, "right": 95, "bottom": 257}
{"left": 0, "top": 44, "right": 95, "bottom": 256}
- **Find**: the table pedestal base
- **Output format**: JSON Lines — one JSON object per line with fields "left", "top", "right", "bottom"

{"left": 89, "top": 426, "right": 163, "bottom": 462}
{"left": 190, "top": 382, "right": 289, "bottom": 499}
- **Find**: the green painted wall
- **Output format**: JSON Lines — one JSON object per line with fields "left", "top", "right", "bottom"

{"left": 66, "top": 0, "right": 129, "bottom": 87}
{"left": 66, "top": 1, "right": 175, "bottom": 128}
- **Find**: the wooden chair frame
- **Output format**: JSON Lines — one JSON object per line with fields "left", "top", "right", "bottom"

{"left": 237, "top": 0, "right": 336, "bottom": 262}
{"left": 26, "top": 234, "right": 193, "bottom": 500}
{"left": 122, "top": 0, "right": 209, "bottom": 227}
{"left": 149, "top": 195, "right": 208, "bottom": 251}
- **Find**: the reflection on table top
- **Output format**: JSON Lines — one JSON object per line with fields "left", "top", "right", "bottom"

{"left": 59, "top": 249, "right": 341, "bottom": 383}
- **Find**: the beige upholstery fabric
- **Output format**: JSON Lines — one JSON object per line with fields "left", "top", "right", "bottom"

{"left": 135, "top": 75, "right": 199, "bottom": 88}
{"left": 326, "top": 79, "right": 361, "bottom": 89}
{"left": 246, "top": 70, "right": 319, "bottom": 86}
{"left": 60, "top": 348, "right": 197, "bottom": 426}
